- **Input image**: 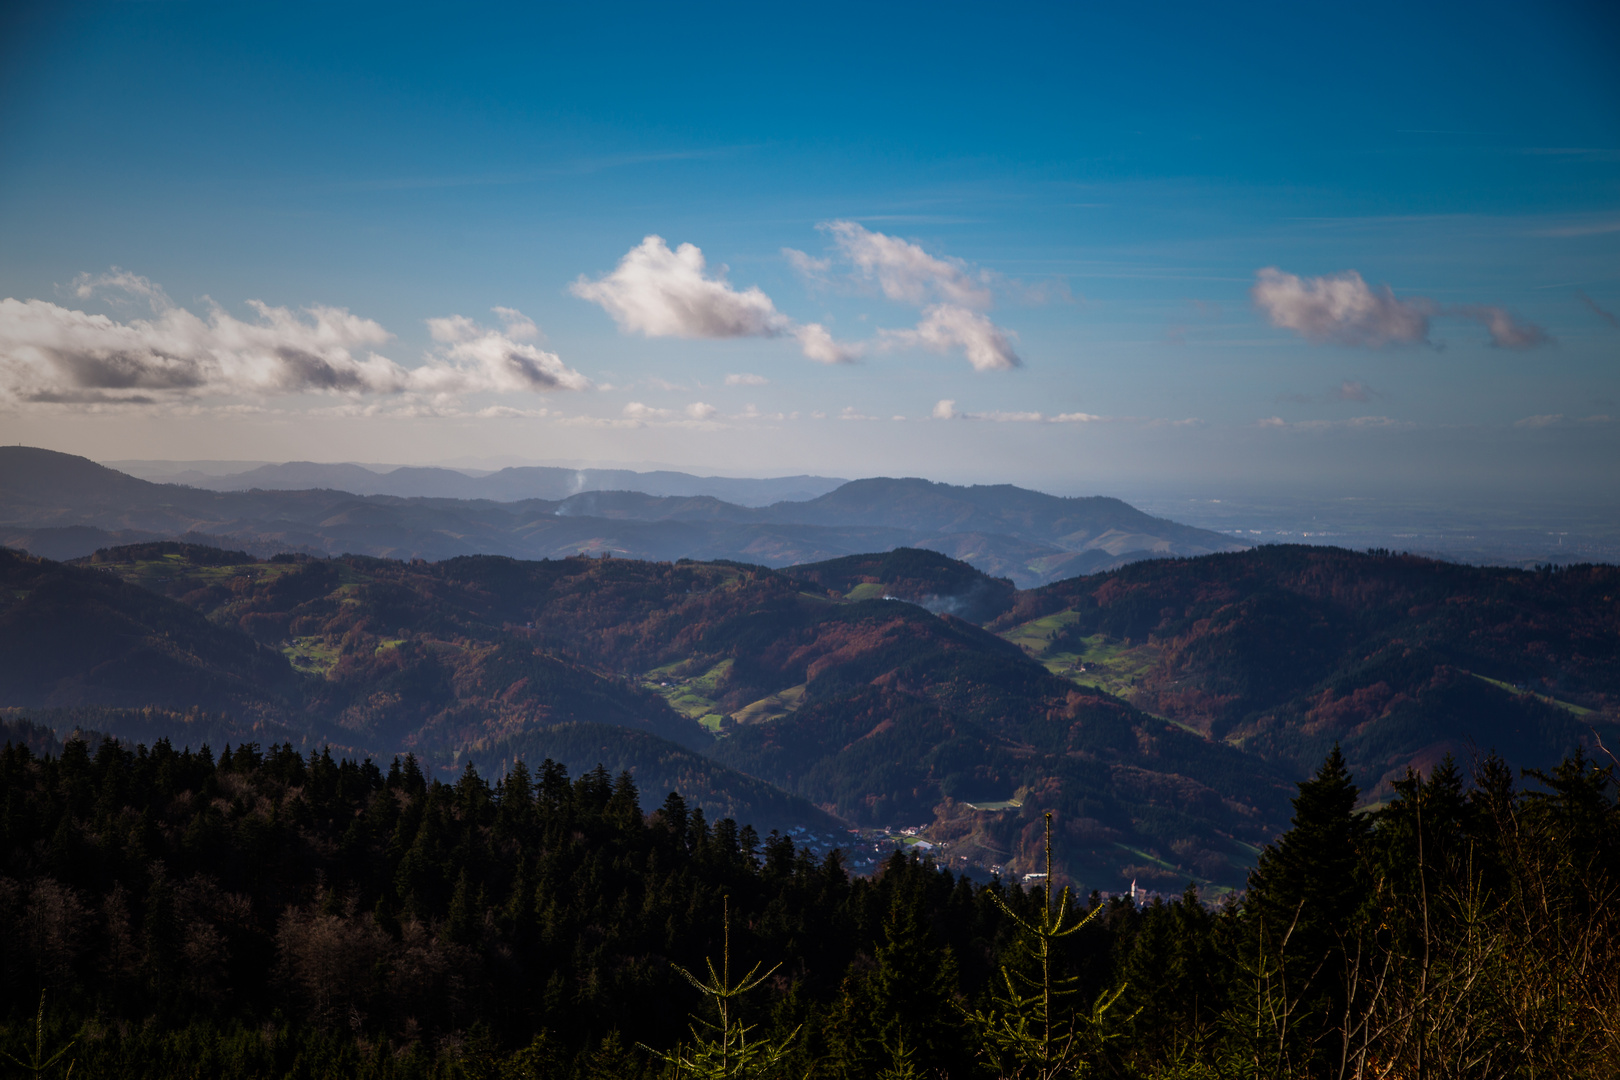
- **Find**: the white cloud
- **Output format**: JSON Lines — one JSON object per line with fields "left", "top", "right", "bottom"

{"left": 0, "top": 295, "right": 401, "bottom": 405}
{"left": 1253, "top": 267, "right": 1550, "bottom": 350}
{"left": 572, "top": 235, "right": 859, "bottom": 363}
{"left": 420, "top": 309, "right": 592, "bottom": 393}
{"left": 732, "top": 403, "right": 786, "bottom": 421}
{"left": 622, "top": 401, "right": 673, "bottom": 420}
{"left": 572, "top": 235, "right": 788, "bottom": 338}
{"left": 724, "top": 372, "right": 768, "bottom": 386}
{"left": 0, "top": 279, "right": 588, "bottom": 407}
{"left": 792, "top": 222, "right": 1025, "bottom": 371}
{"left": 578, "top": 226, "right": 1029, "bottom": 373}
{"left": 781, "top": 247, "right": 833, "bottom": 284}
{"left": 822, "top": 220, "right": 993, "bottom": 309}
{"left": 685, "top": 401, "right": 717, "bottom": 419}
{"left": 793, "top": 322, "right": 862, "bottom": 364}
{"left": 71, "top": 267, "right": 172, "bottom": 311}
{"left": 1252, "top": 268, "right": 1432, "bottom": 347}
{"left": 933, "top": 400, "right": 1106, "bottom": 423}
{"left": 490, "top": 306, "right": 540, "bottom": 340}
{"left": 882, "top": 304, "right": 1021, "bottom": 371}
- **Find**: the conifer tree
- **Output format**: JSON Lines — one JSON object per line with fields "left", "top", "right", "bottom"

{"left": 647, "top": 895, "right": 799, "bottom": 1080}
{"left": 969, "top": 812, "right": 1126, "bottom": 1079}
{"left": 1237, "top": 745, "right": 1371, "bottom": 1077}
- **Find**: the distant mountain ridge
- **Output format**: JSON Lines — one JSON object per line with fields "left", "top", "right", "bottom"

{"left": 0, "top": 447, "right": 1245, "bottom": 587}
{"left": 115, "top": 457, "right": 849, "bottom": 506}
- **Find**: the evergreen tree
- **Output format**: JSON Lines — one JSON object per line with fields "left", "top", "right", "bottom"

{"left": 1238, "top": 745, "right": 1371, "bottom": 1078}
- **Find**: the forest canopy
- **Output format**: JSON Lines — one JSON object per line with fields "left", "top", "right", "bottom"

{"left": 0, "top": 731, "right": 1614, "bottom": 1078}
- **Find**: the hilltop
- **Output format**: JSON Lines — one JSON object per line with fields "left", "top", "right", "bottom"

{"left": 0, "top": 447, "right": 1243, "bottom": 586}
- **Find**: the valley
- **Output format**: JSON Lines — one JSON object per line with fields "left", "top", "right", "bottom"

{"left": 3, "top": 524, "right": 1615, "bottom": 897}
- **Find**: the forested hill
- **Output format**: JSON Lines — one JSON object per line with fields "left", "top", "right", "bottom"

{"left": 988, "top": 545, "right": 1620, "bottom": 785}
{"left": 30, "top": 542, "right": 1299, "bottom": 889}
{"left": 2, "top": 538, "right": 1616, "bottom": 892}
{"left": 0, "top": 545, "right": 299, "bottom": 715}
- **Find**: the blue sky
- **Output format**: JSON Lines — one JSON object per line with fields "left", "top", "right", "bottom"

{"left": 1, "top": 0, "right": 1616, "bottom": 497}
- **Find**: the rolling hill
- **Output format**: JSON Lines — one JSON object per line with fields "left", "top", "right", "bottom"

{"left": 987, "top": 545, "right": 1620, "bottom": 794}
{"left": 3, "top": 529, "right": 1614, "bottom": 893}
{"left": 1, "top": 447, "right": 1244, "bottom": 586}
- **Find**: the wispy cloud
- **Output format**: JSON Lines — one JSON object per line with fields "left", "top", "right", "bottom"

{"left": 1528, "top": 218, "right": 1620, "bottom": 238}
{"left": 1515, "top": 413, "right": 1616, "bottom": 429}
{"left": 1253, "top": 267, "right": 1550, "bottom": 350}
{"left": 787, "top": 221, "right": 1028, "bottom": 371}
{"left": 1165, "top": 298, "right": 1222, "bottom": 345}
{"left": 1577, "top": 291, "right": 1620, "bottom": 330}
{"left": 1256, "top": 415, "right": 1409, "bottom": 431}
{"left": 1451, "top": 305, "right": 1550, "bottom": 349}
{"left": 571, "top": 235, "right": 858, "bottom": 363}
{"left": 932, "top": 399, "right": 1110, "bottom": 423}
{"left": 793, "top": 322, "right": 863, "bottom": 364}
{"left": 1276, "top": 379, "right": 1387, "bottom": 405}
{"left": 882, "top": 305, "right": 1020, "bottom": 371}
{"left": 818, "top": 220, "right": 994, "bottom": 308}
{"left": 70, "top": 267, "right": 172, "bottom": 311}
{"left": 724, "top": 372, "right": 768, "bottom": 386}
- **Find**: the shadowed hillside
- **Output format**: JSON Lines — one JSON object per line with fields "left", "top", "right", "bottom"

{"left": 990, "top": 545, "right": 1620, "bottom": 794}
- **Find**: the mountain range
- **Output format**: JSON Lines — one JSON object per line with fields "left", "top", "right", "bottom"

{"left": 2, "top": 520, "right": 1613, "bottom": 892}
{"left": 112, "top": 458, "right": 849, "bottom": 506}
{"left": 0, "top": 447, "right": 1244, "bottom": 586}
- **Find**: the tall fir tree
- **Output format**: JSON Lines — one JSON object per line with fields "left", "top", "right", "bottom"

{"left": 1238, "top": 745, "right": 1371, "bottom": 1077}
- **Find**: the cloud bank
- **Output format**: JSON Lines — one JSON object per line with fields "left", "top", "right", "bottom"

{"left": 571, "top": 235, "right": 859, "bottom": 363}
{"left": 1253, "top": 267, "right": 1549, "bottom": 350}
{"left": 0, "top": 272, "right": 588, "bottom": 407}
